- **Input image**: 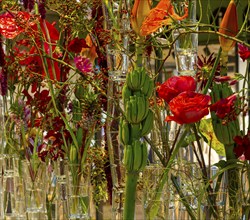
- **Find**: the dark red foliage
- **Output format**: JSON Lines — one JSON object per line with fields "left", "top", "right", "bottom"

{"left": 68, "top": 38, "right": 89, "bottom": 53}
{"left": 234, "top": 131, "right": 250, "bottom": 160}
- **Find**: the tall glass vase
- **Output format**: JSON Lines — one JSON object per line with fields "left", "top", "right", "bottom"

{"left": 106, "top": 79, "right": 125, "bottom": 220}
{"left": 55, "top": 158, "right": 69, "bottom": 220}
{"left": 22, "top": 160, "right": 47, "bottom": 219}
{"left": 143, "top": 164, "right": 174, "bottom": 220}
{"left": 2, "top": 155, "right": 17, "bottom": 219}
{"left": 103, "top": 0, "right": 132, "bottom": 217}
{"left": 102, "top": 0, "right": 131, "bottom": 81}
{"left": 67, "top": 163, "right": 91, "bottom": 220}
{"left": 172, "top": 0, "right": 198, "bottom": 76}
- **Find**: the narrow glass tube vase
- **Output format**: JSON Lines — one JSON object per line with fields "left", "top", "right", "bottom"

{"left": 2, "top": 155, "right": 16, "bottom": 219}
{"left": 55, "top": 158, "right": 69, "bottom": 220}
{"left": 106, "top": 79, "right": 126, "bottom": 220}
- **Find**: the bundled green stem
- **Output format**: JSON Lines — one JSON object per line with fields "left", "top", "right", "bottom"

{"left": 225, "top": 144, "right": 240, "bottom": 219}
{"left": 123, "top": 172, "right": 139, "bottom": 220}
{"left": 121, "top": 66, "right": 154, "bottom": 219}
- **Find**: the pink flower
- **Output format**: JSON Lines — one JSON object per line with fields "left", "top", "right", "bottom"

{"left": 74, "top": 56, "right": 93, "bottom": 75}
{"left": 238, "top": 43, "right": 250, "bottom": 62}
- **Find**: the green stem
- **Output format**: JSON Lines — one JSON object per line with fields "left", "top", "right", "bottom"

{"left": 171, "top": 174, "right": 196, "bottom": 220}
{"left": 123, "top": 171, "right": 139, "bottom": 220}
{"left": 202, "top": 47, "right": 222, "bottom": 94}
{"left": 225, "top": 143, "right": 240, "bottom": 219}
{"left": 135, "top": 37, "right": 144, "bottom": 67}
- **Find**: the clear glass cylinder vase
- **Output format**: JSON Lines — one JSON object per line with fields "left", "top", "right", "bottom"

{"left": 55, "top": 158, "right": 69, "bottom": 220}
{"left": 21, "top": 160, "right": 47, "bottom": 219}
{"left": 143, "top": 164, "right": 174, "bottom": 220}
{"left": 102, "top": 0, "right": 131, "bottom": 81}
{"left": 171, "top": 0, "right": 198, "bottom": 76}
{"left": 2, "top": 155, "right": 26, "bottom": 219}
{"left": 67, "top": 163, "right": 91, "bottom": 220}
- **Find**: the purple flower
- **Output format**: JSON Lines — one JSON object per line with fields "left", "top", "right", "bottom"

{"left": 22, "top": 0, "right": 34, "bottom": 12}
{"left": 74, "top": 56, "right": 93, "bottom": 75}
{"left": 22, "top": 0, "right": 28, "bottom": 10}
{"left": 0, "top": 68, "right": 7, "bottom": 96}
{"left": 28, "top": 0, "right": 35, "bottom": 12}
{"left": 0, "top": 39, "right": 5, "bottom": 67}
{"left": 38, "top": 0, "right": 46, "bottom": 19}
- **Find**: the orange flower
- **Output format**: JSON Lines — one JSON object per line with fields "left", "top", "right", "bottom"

{"left": 140, "top": 0, "right": 188, "bottom": 36}
{"left": 130, "top": 0, "right": 151, "bottom": 36}
{"left": 81, "top": 34, "right": 98, "bottom": 62}
{"left": 219, "top": 0, "right": 238, "bottom": 52}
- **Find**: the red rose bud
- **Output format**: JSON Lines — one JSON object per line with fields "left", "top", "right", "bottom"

{"left": 219, "top": 0, "right": 238, "bottom": 52}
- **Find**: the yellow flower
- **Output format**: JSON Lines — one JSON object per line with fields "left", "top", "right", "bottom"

{"left": 130, "top": 0, "right": 151, "bottom": 36}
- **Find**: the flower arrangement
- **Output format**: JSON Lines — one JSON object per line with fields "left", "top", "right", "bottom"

{"left": 0, "top": 0, "right": 250, "bottom": 219}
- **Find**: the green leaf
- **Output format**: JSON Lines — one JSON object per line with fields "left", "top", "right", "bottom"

{"left": 199, "top": 118, "right": 225, "bottom": 156}
{"left": 179, "top": 132, "right": 199, "bottom": 148}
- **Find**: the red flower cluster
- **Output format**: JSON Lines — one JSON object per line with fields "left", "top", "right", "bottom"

{"left": 234, "top": 131, "right": 250, "bottom": 160}
{"left": 238, "top": 43, "right": 250, "bottom": 62}
{"left": 210, "top": 94, "right": 238, "bottom": 120}
{"left": 158, "top": 76, "right": 210, "bottom": 124}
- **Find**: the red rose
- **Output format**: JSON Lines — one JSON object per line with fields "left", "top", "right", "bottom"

{"left": 157, "top": 76, "right": 196, "bottom": 103}
{"left": 166, "top": 91, "right": 211, "bottom": 124}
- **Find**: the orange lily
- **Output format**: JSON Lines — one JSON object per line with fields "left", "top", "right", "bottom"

{"left": 140, "top": 0, "right": 188, "bottom": 36}
{"left": 219, "top": 0, "right": 238, "bottom": 52}
{"left": 130, "top": 0, "right": 151, "bottom": 36}
{"left": 81, "top": 34, "right": 98, "bottom": 63}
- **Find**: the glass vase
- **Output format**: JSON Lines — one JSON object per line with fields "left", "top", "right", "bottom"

{"left": 102, "top": 0, "right": 131, "bottom": 81}
{"left": 2, "top": 155, "right": 16, "bottom": 219}
{"left": 171, "top": 0, "right": 198, "bottom": 76}
{"left": 172, "top": 23, "right": 198, "bottom": 76}
{"left": 55, "top": 158, "right": 69, "bottom": 220}
{"left": 143, "top": 164, "right": 174, "bottom": 220}
{"left": 106, "top": 41, "right": 130, "bottom": 81}
{"left": 22, "top": 160, "right": 47, "bottom": 219}
{"left": 67, "top": 163, "right": 91, "bottom": 220}
{"left": 106, "top": 79, "right": 126, "bottom": 219}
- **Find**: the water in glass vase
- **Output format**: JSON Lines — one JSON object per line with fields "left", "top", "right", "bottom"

{"left": 175, "top": 49, "right": 197, "bottom": 76}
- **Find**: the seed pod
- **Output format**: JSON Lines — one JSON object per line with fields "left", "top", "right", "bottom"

{"left": 219, "top": 0, "right": 238, "bottom": 53}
